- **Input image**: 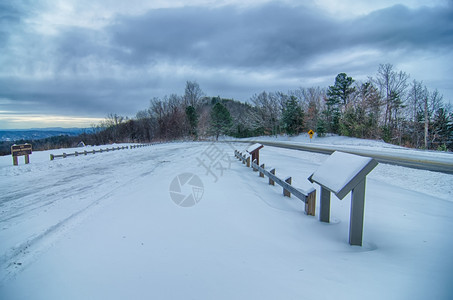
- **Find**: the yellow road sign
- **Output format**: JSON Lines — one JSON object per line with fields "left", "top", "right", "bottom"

{"left": 308, "top": 130, "right": 314, "bottom": 139}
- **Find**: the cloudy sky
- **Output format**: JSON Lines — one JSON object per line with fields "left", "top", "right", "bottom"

{"left": 1, "top": 0, "right": 452, "bottom": 129}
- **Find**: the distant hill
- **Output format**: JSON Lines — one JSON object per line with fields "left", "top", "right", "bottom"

{"left": 0, "top": 128, "right": 90, "bottom": 142}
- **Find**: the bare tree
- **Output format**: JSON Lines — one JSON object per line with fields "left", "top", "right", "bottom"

{"left": 250, "top": 91, "right": 282, "bottom": 135}
{"left": 184, "top": 81, "right": 205, "bottom": 108}
{"left": 426, "top": 89, "right": 444, "bottom": 148}
{"left": 374, "top": 63, "right": 409, "bottom": 127}
{"left": 407, "top": 80, "right": 425, "bottom": 147}
{"left": 300, "top": 87, "right": 325, "bottom": 131}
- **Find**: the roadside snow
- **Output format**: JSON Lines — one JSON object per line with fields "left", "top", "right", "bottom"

{"left": 1, "top": 141, "right": 452, "bottom": 299}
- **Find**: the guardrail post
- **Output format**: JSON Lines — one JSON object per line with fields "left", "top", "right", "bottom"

{"left": 246, "top": 156, "right": 250, "bottom": 168}
{"left": 84, "top": 150, "right": 87, "bottom": 155}
{"left": 252, "top": 159, "right": 258, "bottom": 171}
{"left": 63, "top": 153, "right": 67, "bottom": 158}
{"left": 75, "top": 151, "right": 78, "bottom": 156}
{"left": 320, "top": 187, "right": 331, "bottom": 223}
{"left": 259, "top": 164, "right": 265, "bottom": 177}
{"left": 283, "top": 177, "right": 292, "bottom": 197}
{"left": 50, "top": 154, "right": 54, "bottom": 161}
{"left": 242, "top": 153, "right": 246, "bottom": 164}
{"left": 25, "top": 155, "right": 30, "bottom": 164}
{"left": 305, "top": 190, "right": 316, "bottom": 216}
{"left": 13, "top": 156, "right": 18, "bottom": 166}
{"left": 269, "top": 169, "right": 275, "bottom": 185}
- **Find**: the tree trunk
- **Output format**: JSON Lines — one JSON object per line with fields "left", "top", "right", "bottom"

{"left": 424, "top": 96, "right": 428, "bottom": 149}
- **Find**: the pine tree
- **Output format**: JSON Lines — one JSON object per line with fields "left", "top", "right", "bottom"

{"left": 210, "top": 102, "right": 233, "bottom": 140}
{"left": 282, "top": 96, "right": 304, "bottom": 135}
{"left": 327, "top": 73, "right": 356, "bottom": 105}
{"left": 316, "top": 117, "right": 327, "bottom": 137}
{"left": 432, "top": 107, "right": 452, "bottom": 150}
{"left": 324, "top": 73, "right": 355, "bottom": 133}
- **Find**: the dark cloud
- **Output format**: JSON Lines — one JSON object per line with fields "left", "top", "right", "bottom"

{"left": 107, "top": 4, "right": 339, "bottom": 69}
{"left": 350, "top": 4, "right": 453, "bottom": 50}
{"left": 0, "top": 0, "right": 48, "bottom": 47}
{"left": 107, "top": 3, "right": 452, "bottom": 69}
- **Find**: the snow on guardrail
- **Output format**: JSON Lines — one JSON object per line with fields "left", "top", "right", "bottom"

{"left": 232, "top": 140, "right": 453, "bottom": 174}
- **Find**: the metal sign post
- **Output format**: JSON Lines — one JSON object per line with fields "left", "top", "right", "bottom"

{"left": 308, "top": 130, "right": 314, "bottom": 141}
{"left": 308, "top": 151, "right": 378, "bottom": 246}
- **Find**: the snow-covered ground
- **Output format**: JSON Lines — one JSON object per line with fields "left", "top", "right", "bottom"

{"left": 1, "top": 139, "right": 453, "bottom": 299}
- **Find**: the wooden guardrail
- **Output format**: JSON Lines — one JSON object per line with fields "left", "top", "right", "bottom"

{"left": 234, "top": 150, "right": 316, "bottom": 216}
{"left": 50, "top": 144, "right": 152, "bottom": 160}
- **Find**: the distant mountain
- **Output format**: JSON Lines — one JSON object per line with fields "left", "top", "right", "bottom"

{"left": 0, "top": 128, "right": 91, "bottom": 142}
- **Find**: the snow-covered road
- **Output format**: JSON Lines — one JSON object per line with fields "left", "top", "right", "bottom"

{"left": 1, "top": 141, "right": 452, "bottom": 299}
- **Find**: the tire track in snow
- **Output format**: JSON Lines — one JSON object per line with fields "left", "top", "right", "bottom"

{"left": 0, "top": 142, "right": 204, "bottom": 283}
{"left": 0, "top": 160, "right": 169, "bottom": 283}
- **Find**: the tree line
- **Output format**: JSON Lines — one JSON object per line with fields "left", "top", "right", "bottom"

{"left": 1, "top": 63, "right": 452, "bottom": 156}
{"left": 79, "top": 63, "right": 453, "bottom": 151}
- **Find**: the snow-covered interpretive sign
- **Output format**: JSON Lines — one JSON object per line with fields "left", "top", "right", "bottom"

{"left": 11, "top": 143, "right": 32, "bottom": 166}
{"left": 309, "top": 151, "right": 378, "bottom": 246}
{"left": 246, "top": 143, "right": 264, "bottom": 166}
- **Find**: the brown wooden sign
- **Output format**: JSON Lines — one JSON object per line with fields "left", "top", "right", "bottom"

{"left": 11, "top": 144, "right": 32, "bottom": 165}
{"left": 11, "top": 144, "right": 32, "bottom": 157}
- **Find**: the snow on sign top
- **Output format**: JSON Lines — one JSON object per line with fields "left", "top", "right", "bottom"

{"left": 310, "top": 151, "right": 377, "bottom": 199}
{"left": 247, "top": 143, "right": 264, "bottom": 153}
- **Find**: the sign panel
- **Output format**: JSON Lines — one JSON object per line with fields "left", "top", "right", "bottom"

{"left": 309, "top": 151, "right": 377, "bottom": 199}
{"left": 11, "top": 144, "right": 32, "bottom": 157}
{"left": 308, "top": 129, "right": 314, "bottom": 139}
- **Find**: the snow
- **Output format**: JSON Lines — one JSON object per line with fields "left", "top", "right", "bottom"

{"left": 246, "top": 143, "right": 263, "bottom": 153}
{"left": 310, "top": 151, "right": 375, "bottom": 196}
{"left": 1, "top": 140, "right": 453, "bottom": 299}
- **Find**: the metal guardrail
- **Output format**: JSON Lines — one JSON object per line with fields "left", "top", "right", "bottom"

{"left": 234, "top": 150, "right": 316, "bottom": 215}
{"left": 240, "top": 140, "right": 453, "bottom": 174}
{"left": 50, "top": 144, "right": 152, "bottom": 160}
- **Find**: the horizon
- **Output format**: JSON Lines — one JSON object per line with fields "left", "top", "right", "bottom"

{"left": 0, "top": 127, "right": 91, "bottom": 131}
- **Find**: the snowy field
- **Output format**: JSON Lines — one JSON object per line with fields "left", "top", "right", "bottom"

{"left": 1, "top": 139, "right": 453, "bottom": 299}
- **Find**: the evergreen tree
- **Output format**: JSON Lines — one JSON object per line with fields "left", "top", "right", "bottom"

{"left": 324, "top": 73, "right": 355, "bottom": 133}
{"left": 327, "top": 73, "right": 356, "bottom": 105}
{"left": 210, "top": 102, "right": 233, "bottom": 140}
{"left": 322, "top": 99, "right": 340, "bottom": 134}
{"left": 432, "top": 107, "right": 453, "bottom": 150}
{"left": 316, "top": 117, "right": 327, "bottom": 137}
{"left": 281, "top": 96, "right": 304, "bottom": 135}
